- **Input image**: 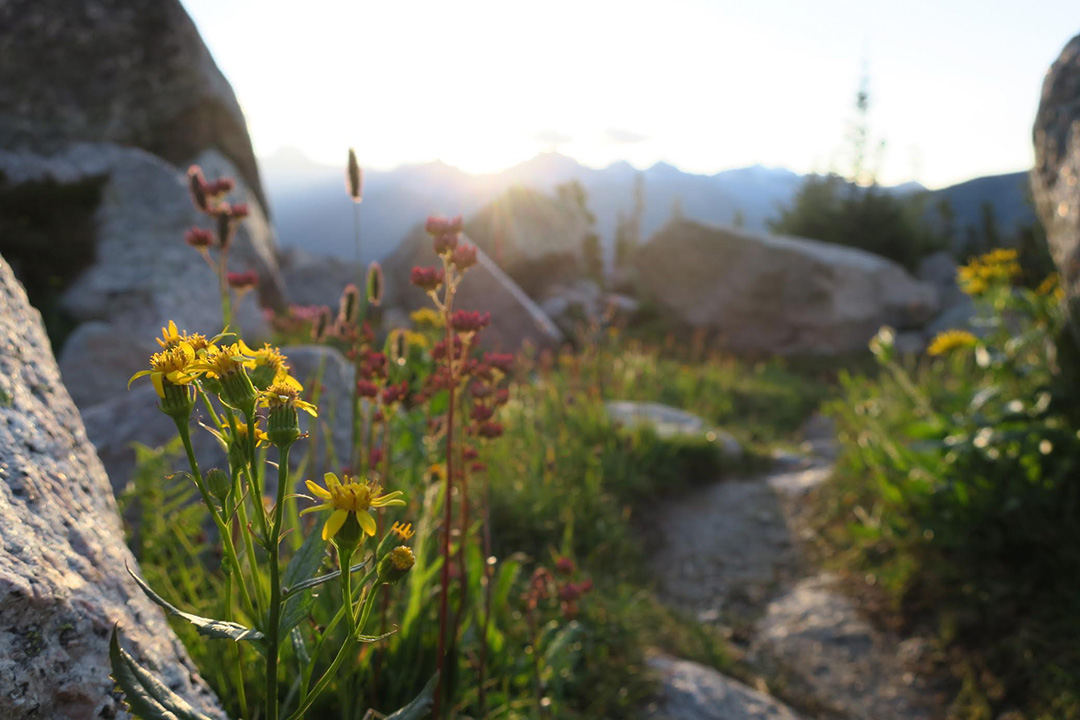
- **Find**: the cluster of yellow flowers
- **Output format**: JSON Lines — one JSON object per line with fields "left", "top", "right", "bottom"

{"left": 957, "top": 248, "right": 1022, "bottom": 296}
{"left": 927, "top": 329, "right": 979, "bottom": 357}
{"left": 129, "top": 321, "right": 315, "bottom": 418}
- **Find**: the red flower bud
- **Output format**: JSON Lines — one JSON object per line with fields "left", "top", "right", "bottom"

{"left": 356, "top": 379, "right": 379, "bottom": 398}
{"left": 471, "top": 404, "right": 494, "bottom": 422}
{"left": 433, "top": 231, "right": 459, "bottom": 256}
{"left": 484, "top": 352, "right": 515, "bottom": 374}
{"left": 411, "top": 266, "right": 445, "bottom": 292}
{"left": 477, "top": 421, "right": 503, "bottom": 439}
{"left": 450, "top": 310, "right": 490, "bottom": 335}
{"left": 229, "top": 202, "right": 249, "bottom": 220}
{"left": 227, "top": 270, "right": 259, "bottom": 291}
{"left": 184, "top": 227, "right": 215, "bottom": 248}
{"left": 451, "top": 244, "right": 477, "bottom": 270}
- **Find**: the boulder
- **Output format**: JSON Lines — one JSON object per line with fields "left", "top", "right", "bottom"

{"left": 605, "top": 401, "right": 742, "bottom": 460}
{"left": 0, "top": 143, "right": 276, "bottom": 408}
{"left": 0, "top": 0, "right": 265, "bottom": 210}
{"left": 279, "top": 247, "right": 363, "bottom": 310}
{"left": 1033, "top": 34, "right": 1080, "bottom": 329}
{"left": 383, "top": 226, "right": 563, "bottom": 350}
{"left": 0, "top": 254, "right": 224, "bottom": 719}
{"left": 646, "top": 652, "right": 804, "bottom": 720}
{"left": 464, "top": 186, "right": 593, "bottom": 297}
{"left": 633, "top": 220, "right": 939, "bottom": 355}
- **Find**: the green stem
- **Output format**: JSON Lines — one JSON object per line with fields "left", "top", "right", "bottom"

{"left": 175, "top": 419, "right": 257, "bottom": 624}
{"left": 286, "top": 586, "right": 381, "bottom": 720}
{"left": 339, "top": 545, "right": 357, "bottom": 634}
{"left": 266, "top": 443, "right": 292, "bottom": 720}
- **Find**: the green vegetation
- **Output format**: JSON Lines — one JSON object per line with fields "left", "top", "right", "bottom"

{"left": 818, "top": 250, "right": 1080, "bottom": 719}
{"left": 121, "top": 323, "right": 820, "bottom": 718}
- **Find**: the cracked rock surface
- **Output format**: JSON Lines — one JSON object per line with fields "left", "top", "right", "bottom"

{"left": 0, "top": 254, "right": 224, "bottom": 720}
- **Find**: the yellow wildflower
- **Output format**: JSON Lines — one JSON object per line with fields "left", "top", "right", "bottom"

{"left": 129, "top": 342, "right": 196, "bottom": 398}
{"left": 188, "top": 341, "right": 257, "bottom": 378}
{"left": 249, "top": 343, "right": 301, "bottom": 390}
{"left": 410, "top": 307, "right": 444, "bottom": 329}
{"left": 155, "top": 320, "right": 211, "bottom": 354}
{"left": 957, "top": 248, "right": 1022, "bottom": 296}
{"left": 390, "top": 521, "right": 415, "bottom": 541}
{"left": 301, "top": 472, "right": 405, "bottom": 542}
{"left": 1036, "top": 273, "right": 1065, "bottom": 301}
{"left": 257, "top": 382, "right": 317, "bottom": 417}
{"left": 928, "top": 329, "right": 978, "bottom": 357}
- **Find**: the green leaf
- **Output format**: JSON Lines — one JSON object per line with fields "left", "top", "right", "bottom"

{"left": 284, "top": 524, "right": 330, "bottom": 589}
{"left": 127, "top": 564, "right": 264, "bottom": 643}
{"left": 283, "top": 559, "right": 369, "bottom": 600}
{"left": 384, "top": 673, "right": 438, "bottom": 720}
{"left": 109, "top": 627, "right": 215, "bottom": 720}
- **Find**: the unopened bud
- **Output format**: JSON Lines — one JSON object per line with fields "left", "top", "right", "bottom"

{"left": 159, "top": 381, "right": 194, "bottom": 421}
{"left": 377, "top": 545, "right": 415, "bottom": 584}
{"left": 346, "top": 148, "right": 363, "bottom": 202}
{"left": 366, "top": 262, "right": 383, "bottom": 307}
{"left": 338, "top": 284, "right": 361, "bottom": 326}
{"left": 206, "top": 468, "right": 232, "bottom": 501}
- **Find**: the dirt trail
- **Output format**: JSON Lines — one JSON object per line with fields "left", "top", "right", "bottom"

{"left": 647, "top": 448, "right": 940, "bottom": 720}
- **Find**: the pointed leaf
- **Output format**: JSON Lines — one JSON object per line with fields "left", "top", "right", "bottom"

{"left": 283, "top": 522, "right": 329, "bottom": 588}
{"left": 109, "top": 627, "right": 215, "bottom": 720}
{"left": 127, "top": 564, "right": 264, "bottom": 643}
{"left": 283, "top": 559, "right": 369, "bottom": 600}
{"left": 384, "top": 673, "right": 438, "bottom": 720}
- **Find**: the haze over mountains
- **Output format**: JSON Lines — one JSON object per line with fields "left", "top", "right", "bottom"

{"left": 261, "top": 149, "right": 1035, "bottom": 264}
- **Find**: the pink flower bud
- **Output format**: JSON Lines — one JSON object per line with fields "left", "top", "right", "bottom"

{"left": 410, "top": 266, "right": 445, "bottom": 292}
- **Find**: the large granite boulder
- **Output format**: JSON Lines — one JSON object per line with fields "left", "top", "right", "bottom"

{"left": 0, "top": 254, "right": 224, "bottom": 719}
{"left": 383, "top": 226, "right": 563, "bottom": 350}
{"left": 0, "top": 0, "right": 265, "bottom": 210}
{"left": 464, "top": 186, "right": 593, "bottom": 297}
{"left": 279, "top": 247, "right": 364, "bottom": 310}
{"left": 1033, "top": 34, "right": 1080, "bottom": 328}
{"left": 633, "top": 220, "right": 939, "bottom": 355}
{"left": 0, "top": 143, "right": 277, "bottom": 408}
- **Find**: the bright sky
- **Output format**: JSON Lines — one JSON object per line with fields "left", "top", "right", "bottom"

{"left": 181, "top": 0, "right": 1078, "bottom": 189}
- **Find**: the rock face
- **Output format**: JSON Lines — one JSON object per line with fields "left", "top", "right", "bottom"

{"left": 279, "top": 247, "right": 364, "bottom": 309}
{"left": 646, "top": 653, "right": 804, "bottom": 720}
{"left": 0, "top": 0, "right": 265, "bottom": 209}
{"left": 1033, "top": 34, "right": 1080, "bottom": 326}
{"left": 464, "top": 186, "right": 593, "bottom": 297}
{"left": 0, "top": 0, "right": 287, "bottom": 424}
{"left": 383, "top": 226, "right": 563, "bottom": 350}
{"left": 633, "top": 220, "right": 939, "bottom": 355}
{"left": 0, "top": 143, "right": 277, "bottom": 409}
{"left": 605, "top": 401, "right": 742, "bottom": 460}
{"left": 0, "top": 254, "right": 224, "bottom": 720}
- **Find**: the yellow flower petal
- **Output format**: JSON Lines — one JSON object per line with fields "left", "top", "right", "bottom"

{"left": 323, "top": 509, "right": 349, "bottom": 541}
{"left": 128, "top": 369, "right": 152, "bottom": 389}
{"left": 324, "top": 472, "right": 341, "bottom": 491}
{"left": 306, "top": 480, "right": 332, "bottom": 499}
{"left": 357, "top": 510, "right": 377, "bottom": 537}
{"left": 371, "top": 491, "right": 406, "bottom": 508}
{"left": 150, "top": 372, "right": 166, "bottom": 399}
{"left": 300, "top": 502, "right": 331, "bottom": 516}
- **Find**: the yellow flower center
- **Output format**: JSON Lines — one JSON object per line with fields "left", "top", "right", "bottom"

{"left": 150, "top": 344, "right": 193, "bottom": 374}
{"left": 391, "top": 521, "right": 415, "bottom": 541}
{"left": 389, "top": 546, "right": 415, "bottom": 571}
{"left": 264, "top": 382, "right": 301, "bottom": 409}
{"left": 203, "top": 342, "right": 252, "bottom": 377}
{"left": 330, "top": 478, "right": 374, "bottom": 513}
{"left": 253, "top": 343, "right": 288, "bottom": 374}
